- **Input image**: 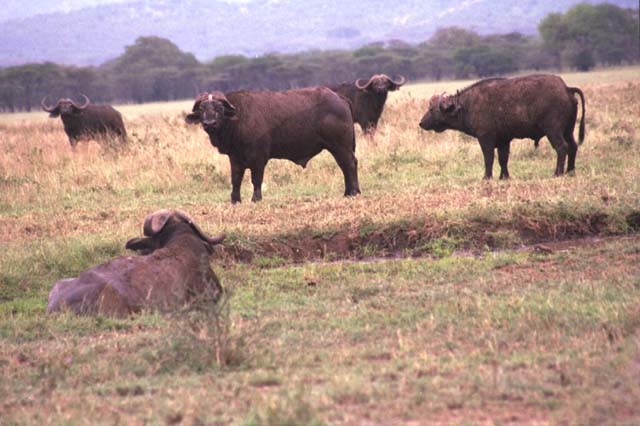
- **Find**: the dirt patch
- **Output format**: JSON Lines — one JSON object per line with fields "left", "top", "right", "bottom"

{"left": 213, "top": 211, "right": 640, "bottom": 265}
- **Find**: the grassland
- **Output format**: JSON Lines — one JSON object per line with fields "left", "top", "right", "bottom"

{"left": 1, "top": 66, "right": 639, "bottom": 424}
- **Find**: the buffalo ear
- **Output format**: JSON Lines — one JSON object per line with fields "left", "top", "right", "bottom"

{"left": 143, "top": 209, "right": 172, "bottom": 236}
{"left": 125, "top": 237, "right": 154, "bottom": 253}
{"left": 222, "top": 100, "right": 237, "bottom": 119}
{"left": 185, "top": 112, "right": 201, "bottom": 124}
{"left": 48, "top": 107, "right": 61, "bottom": 118}
{"left": 440, "top": 98, "right": 458, "bottom": 115}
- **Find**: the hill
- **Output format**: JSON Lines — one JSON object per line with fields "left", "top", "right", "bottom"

{"left": 0, "top": 0, "right": 636, "bottom": 66}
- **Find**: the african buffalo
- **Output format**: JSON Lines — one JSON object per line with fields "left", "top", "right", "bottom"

{"left": 329, "top": 74, "right": 406, "bottom": 135}
{"left": 185, "top": 89, "right": 360, "bottom": 203}
{"left": 41, "top": 94, "right": 127, "bottom": 147}
{"left": 419, "top": 74, "right": 585, "bottom": 179}
{"left": 47, "top": 209, "right": 225, "bottom": 317}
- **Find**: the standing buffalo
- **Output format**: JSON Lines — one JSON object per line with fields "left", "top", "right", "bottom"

{"left": 41, "top": 95, "right": 127, "bottom": 147}
{"left": 419, "top": 74, "right": 585, "bottom": 179}
{"left": 329, "top": 74, "right": 406, "bottom": 135}
{"left": 185, "top": 89, "right": 360, "bottom": 203}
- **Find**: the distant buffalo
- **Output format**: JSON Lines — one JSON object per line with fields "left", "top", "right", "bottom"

{"left": 41, "top": 95, "right": 127, "bottom": 147}
{"left": 419, "top": 74, "right": 585, "bottom": 179}
{"left": 185, "top": 89, "right": 360, "bottom": 203}
{"left": 329, "top": 74, "right": 405, "bottom": 135}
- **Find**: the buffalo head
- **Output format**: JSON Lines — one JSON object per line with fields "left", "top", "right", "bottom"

{"left": 125, "top": 209, "right": 225, "bottom": 255}
{"left": 355, "top": 74, "right": 406, "bottom": 94}
{"left": 185, "top": 92, "right": 237, "bottom": 133}
{"left": 41, "top": 94, "right": 90, "bottom": 118}
{"left": 419, "top": 94, "right": 462, "bottom": 133}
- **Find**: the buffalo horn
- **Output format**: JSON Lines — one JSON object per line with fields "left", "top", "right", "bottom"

{"left": 72, "top": 94, "right": 90, "bottom": 110}
{"left": 355, "top": 77, "right": 373, "bottom": 90}
{"left": 390, "top": 75, "right": 406, "bottom": 86}
{"left": 143, "top": 209, "right": 172, "bottom": 236}
{"left": 40, "top": 96, "right": 58, "bottom": 112}
{"left": 174, "top": 210, "right": 226, "bottom": 246}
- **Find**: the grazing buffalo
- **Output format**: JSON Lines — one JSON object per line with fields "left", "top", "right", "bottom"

{"left": 47, "top": 209, "right": 225, "bottom": 317}
{"left": 41, "top": 94, "right": 127, "bottom": 147}
{"left": 329, "top": 74, "right": 406, "bottom": 135}
{"left": 185, "top": 89, "right": 360, "bottom": 203}
{"left": 419, "top": 74, "right": 585, "bottom": 179}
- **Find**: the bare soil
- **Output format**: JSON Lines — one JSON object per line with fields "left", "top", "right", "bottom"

{"left": 213, "top": 211, "right": 640, "bottom": 265}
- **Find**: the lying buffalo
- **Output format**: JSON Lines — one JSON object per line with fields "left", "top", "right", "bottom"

{"left": 329, "top": 74, "right": 405, "bottom": 135}
{"left": 419, "top": 74, "right": 585, "bottom": 179}
{"left": 420, "top": 75, "right": 585, "bottom": 179}
{"left": 186, "top": 89, "right": 360, "bottom": 203}
{"left": 47, "top": 210, "right": 225, "bottom": 316}
{"left": 41, "top": 94, "right": 127, "bottom": 147}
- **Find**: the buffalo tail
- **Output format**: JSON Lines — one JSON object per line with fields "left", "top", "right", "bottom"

{"left": 569, "top": 87, "right": 586, "bottom": 145}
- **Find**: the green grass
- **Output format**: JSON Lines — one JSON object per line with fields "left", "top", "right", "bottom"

{"left": 2, "top": 236, "right": 640, "bottom": 424}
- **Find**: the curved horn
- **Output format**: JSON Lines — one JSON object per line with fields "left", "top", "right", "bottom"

{"left": 41, "top": 96, "right": 58, "bottom": 112}
{"left": 207, "top": 91, "right": 236, "bottom": 112}
{"left": 174, "top": 210, "right": 226, "bottom": 246}
{"left": 389, "top": 75, "right": 406, "bottom": 86}
{"left": 221, "top": 97, "right": 236, "bottom": 113}
{"left": 72, "top": 94, "right": 90, "bottom": 110}
{"left": 192, "top": 92, "right": 208, "bottom": 111}
{"left": 355, "top": 77, "right": 374, "bottom": 90}
{"left": 143, "top": 209, "right": 172, "bottom": 236}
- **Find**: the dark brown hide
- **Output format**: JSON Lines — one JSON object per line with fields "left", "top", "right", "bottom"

{"left": 328, "top": 74, "right": 405, "bottom": 135}
{"left": 41, "top": 95, "right": 127, "bottom": 147}
{"left": 186, "top": 88, "right": 359, "bottom": 203}
{"left": 46, "top": 210, "right": 225, "bottom": 317}
{"left": 419, "top": 74, "right": 585, "bottom": 179}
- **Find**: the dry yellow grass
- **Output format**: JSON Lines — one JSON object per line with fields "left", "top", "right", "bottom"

{"left": 0, "top": 67, "right": 638, "bottom": 251}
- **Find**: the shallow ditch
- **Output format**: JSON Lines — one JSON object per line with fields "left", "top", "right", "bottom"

{"left": 211, "top": 210, "right": 640, "bottom": 266}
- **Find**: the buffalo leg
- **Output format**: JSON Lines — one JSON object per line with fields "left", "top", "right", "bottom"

{"left": 329, "top": 147, "right": 360, "bottom": 196}
{"left": 362, "top": 123, "right": 376, "bottom": 137}
{"left": 534, "top": 138, "right": 540, "bottom": 149}
{"left": 565, "top": 130, "right": 578, "bottom": 175}
{"left": 117, "top": 130, "right": 127, "bottom": 144}
{"left": 497, "top": 141, "right": 511, "bottom": 180}
{"left": 230, "top": 159, "right": 245, "bottom": 204}
{"left": 547, "top": 132, "right": 568, "bottom": 176}
{"left": 250, "top": 164, "right": 266, "bottom": 202}
{"left": 479, "top": 140, "right": 495, "bottom": 179}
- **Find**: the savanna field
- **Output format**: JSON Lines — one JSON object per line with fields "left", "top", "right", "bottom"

{"left": 1, "top": 67, "right": 639, "bottom": 425}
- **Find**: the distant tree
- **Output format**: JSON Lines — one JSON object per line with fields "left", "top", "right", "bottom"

{"left": 353, "top": 43, "right": 385, "bottom": 58}
{"left": 454, "top": 44, "right": 518, "bottom": 78}
{"left": 538, "top": 13, "right": 568, "bottom": 68}
{"left": 1, "top": 5, "right": 638, "bottom": 112}
{"left": 112, "top": 36, "right": 202, "bottom": 102}
{"left": 429, "top": 27, "right": 481, "bottom": 50}
{"left": 539, "top": 3, "right": 638, "bottom": 70}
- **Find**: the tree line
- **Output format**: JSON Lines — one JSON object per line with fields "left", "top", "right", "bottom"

{"left": 1, "top": 2, "right": 637, "bottom": 112}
